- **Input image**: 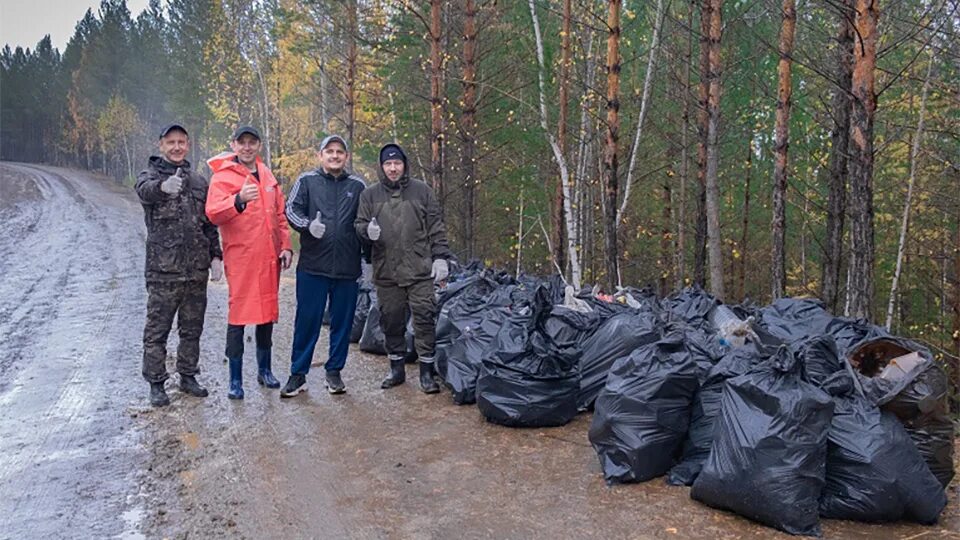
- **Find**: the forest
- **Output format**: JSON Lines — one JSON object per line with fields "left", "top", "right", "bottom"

{"left": 1, "top": 0, "right": 958, "bottom": 370}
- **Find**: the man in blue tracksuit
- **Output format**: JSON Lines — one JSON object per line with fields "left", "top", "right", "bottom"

{"left": 281, "top": 134, "right": 367, "bottom": 397}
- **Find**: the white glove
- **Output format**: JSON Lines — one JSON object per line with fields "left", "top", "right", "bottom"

{"left": 367, "top": 217, "right": 381, "bottom": 241}
{"left": 361, "top": 262, "right": 373, "bottom": 283}
{"left": 160, "top": 167, "right": 183, "bottom": 195}
{"left": 431, "top": 259, "right": 448, "bottom": 283}
{"left": 209, "top": 258, "right": 223, "bottom": 281}
{"left": 309, "top": 211, "right": 326, "bottom": 239}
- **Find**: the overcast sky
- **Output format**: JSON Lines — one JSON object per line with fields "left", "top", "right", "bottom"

{"left": 2, "top": 0, "right": 150, "bottom": 52}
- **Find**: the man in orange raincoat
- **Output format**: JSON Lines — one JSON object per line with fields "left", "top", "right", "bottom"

{"left": 206, "top": 126, "right": 293, "bottom": 400}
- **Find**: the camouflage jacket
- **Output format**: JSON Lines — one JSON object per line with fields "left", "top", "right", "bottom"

{"left": 135, "top": 156, "right": 221, "bottom": 283}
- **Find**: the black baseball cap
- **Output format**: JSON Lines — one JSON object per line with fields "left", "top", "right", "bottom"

{"left": 232, "top": 125, "right": 261, "bottom": 141}
{"left": 158, "top": 123, "right": 188, "bottom": 139}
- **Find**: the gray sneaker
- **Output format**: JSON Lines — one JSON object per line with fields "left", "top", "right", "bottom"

{"left": 325, "top": 371, "right": 346, "bottom": 394}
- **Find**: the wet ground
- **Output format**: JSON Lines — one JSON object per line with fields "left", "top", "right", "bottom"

{"left": 0, "top": 162, "right": 958, "bottom": 539}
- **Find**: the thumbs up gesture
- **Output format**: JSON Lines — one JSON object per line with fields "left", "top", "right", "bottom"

{"left": 160, "top": 167, "right": 183, "bottom": 195}
{"left": 238, "top": 176, "right": 259, "bottom": 203}
{"left": 309, "top": 211, "right": 326, "bottom": 239}
{"left": 367, "top": 217, "right": 381, "bottom": 241}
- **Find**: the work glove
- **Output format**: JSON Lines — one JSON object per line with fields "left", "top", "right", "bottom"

{"left": 367, "top": 217, "right": 381, "bottom": 241}
{"left": 431, "top": 258, "right": 449, "bottom": 283}
{"left": 361, "top": 262, "right": 373, "bottom": 283}
{"left": 209, "top": 258, "right": 223, "bottom": 281}
{"left": 279, "top": 250, "right": 293, "bottom": 270}
{"left": 309, "top": 211, "right": 326, "bottom": 239}
{"left": 160, "top": 167, "right": 183, "bottom": 195}
{"left": 238, "top": 176, "right": 259, "bottom": 203}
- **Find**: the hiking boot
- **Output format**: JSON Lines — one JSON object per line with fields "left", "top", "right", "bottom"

{"left": 256, "top": 348, "right": 280, "bottom": 389}
{"left": 179, "top": 374, "right": 209, "bottom": 398}
{"left": 325, "top": 370, "right": 346, "bottom": 395}
{"left": 150, "top": 382, "right": 170, "bottom": 407}
{"left": 418, "top": 360, "right": 440, "bottom": 394}
{"left": 280, "top": 374, "right": 307, "bottom": 398}
{"left": 227, "top": 357, "right": 244, "bottom": 400}
{"left": 381, "top": 355, "right": 406, "bottom": 389}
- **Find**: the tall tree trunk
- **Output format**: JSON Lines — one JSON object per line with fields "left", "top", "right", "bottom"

{"left": 346, "top": 0, "right": 358, "bottom": 169}
{"left": 771, "top": 0, "right": 797, "bottom": 299}
{"left": 619, "top": 0, "right": 665, "bottom": 222}
{"left": 553, "top": 0, "right": 572, "bottom": 275}
{"left": 461, "top": 0, "right": 478, "bottom": 259}
{"left": 704, "top": 0, "right": 724, "bottom": 299}
{"left": 821, "top": 0, "right": 854, "bottom": 312}
{"left": 847, "top": 0, "right": 879, "bottom": 320}
{"left": 528, "top": 0, "right": 583, "bottom": 288}
{"left": 886, "top": 51, "right": 934, "bottom": 329}
{"left": 660, "top": 171, "right": 673, "bottom": 296}
{"left": 739, "top": 137, "right": 752, "bottom": 300}
{"left": 677, "top": 0, "right": 694, "bottom": 290}
{"left": 694, "top": 0, "right": 711, "bottom": 287}
{"left": 602, "top": 0, "right": 622, "bottom": 290}
{"left": 430, "top": 0, "right": 445, "bottom": 200}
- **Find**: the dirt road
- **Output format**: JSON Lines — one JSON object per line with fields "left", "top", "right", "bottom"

{"left": 0, "top": 163, "right": 957, "bottom": 539}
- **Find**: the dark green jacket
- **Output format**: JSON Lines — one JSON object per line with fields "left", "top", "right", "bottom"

{"left": 135, "top": 156, "right": 221, "bottom": 283}
{"left": 355, "top": 149, "right": 451, "bottom": 287}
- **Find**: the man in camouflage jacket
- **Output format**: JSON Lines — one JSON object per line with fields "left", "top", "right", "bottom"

{"left": 135, "top": 124, "right": 222, "bottom": 407}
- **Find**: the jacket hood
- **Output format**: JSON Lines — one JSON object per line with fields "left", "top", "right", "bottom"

{"left": 206, "top": 151, "right": 260, "bottom": 175}
{"left": 149, "top": 155, "right": 191, "bottom": 174}
{"left": 378, "top": 143, "right": 409, "bottom": 188}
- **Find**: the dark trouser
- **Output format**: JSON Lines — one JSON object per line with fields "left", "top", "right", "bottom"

{"left": 378, "top": 279, "right": 436, "bottom": 358}
{"left": 290, "top": 271, "right": 359, "bottom": 375}
{"left": 225, "top": 323, "right": 274, "bottom": 359}
{"left": 142, "top": 280, "right": 207, "bottom": 384}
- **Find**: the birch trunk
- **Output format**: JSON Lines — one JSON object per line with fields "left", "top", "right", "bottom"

{"left": 886, "top": 52, "right": 934, "bottom": 330}
{"left": 528, "top": 0, "right": 583, "bottom": 289}
{"left": 618, "top": 0, "right": 665, "bottom": 222}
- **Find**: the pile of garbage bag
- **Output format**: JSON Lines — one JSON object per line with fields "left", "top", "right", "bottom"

{"left": 354, "top": 263, "right": 953, "bottom": 535}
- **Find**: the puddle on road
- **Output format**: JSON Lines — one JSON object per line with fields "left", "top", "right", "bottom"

{"left": 115, "top": 507, "right": 145, "bottom": 540}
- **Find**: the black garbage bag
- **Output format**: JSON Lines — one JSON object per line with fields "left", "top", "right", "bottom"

{"left": 434, "top": 275, "right": 500, "bottom": 378}
{"left": 755, "top": 297, "right": 834, "bottom": 343}
{"left": 690, "top": 347, "right": 834, "bottom": 537}
{"left": 476, "top": 287, "right": 580, "bottom": 427}
{"left": 793, "top": 335, "right": 842, "bottom": 386}
{"left": 661, "top": 286, "right": 719, "bottom": 331}
{"left": 859, "top": 350, "right": 955, "bottom": 489}
{"left": 443, "top": 307, "right": 510, "bottom": 404}
{"left": 588, "top": 331, "right": 700, "bottom": 484}
{"left": 666, "top": 342, "right": 766, "bottom": 486}
{"left": 576, "top": 310, "right": 663, "bottom": 410}
{"left": 819, "top": 371, "right": 947, "bottom": 524}
{"left": 358, "top": 296, "right": 415, "bottom": 358}
{"left": 349, "top": 284, "right": 373, "bottom": 343}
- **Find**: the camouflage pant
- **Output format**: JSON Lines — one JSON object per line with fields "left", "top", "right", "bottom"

{"left": 378, "top": 279, "right": 436, "bottom": 358}
{"left": 142, "top": 280, "right": 208, "bottom": 383}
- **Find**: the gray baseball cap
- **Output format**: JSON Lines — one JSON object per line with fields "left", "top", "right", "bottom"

{"left": 318, "top": 134, "right": 349, "bottom": 153}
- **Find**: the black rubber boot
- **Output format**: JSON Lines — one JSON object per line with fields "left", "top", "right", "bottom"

{"left": 179, "top": 374, "right": 209, "bottom": 397}
{"left": 227, "top": 357, "right": 244, "bottom": 400}
{"left": 381, "top": 355, "right": 406, "bottom": 389}
{"left": 256, "top": 348, "right": 280, "bottom": 389}
{"left": 150, "top": 382, "right": 170, "bottom": 407}
{"left": 418, "top": 360, "right": 439, "bottom": 394}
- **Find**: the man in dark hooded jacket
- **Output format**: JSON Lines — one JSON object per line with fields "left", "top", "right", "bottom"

{"left": 135, "top": 124, "right": 222, "bottom": 407}
{"left": 356, "top": 143, "right": 452, "bottom": 393}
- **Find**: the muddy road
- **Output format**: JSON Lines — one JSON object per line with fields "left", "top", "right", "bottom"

{"left": 0, "top": 163, "right": 957, "bottom": 539}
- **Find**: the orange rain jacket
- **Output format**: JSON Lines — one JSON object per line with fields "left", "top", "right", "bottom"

{"left": 206, "top": 152, "right": 292, "bottom": 325}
